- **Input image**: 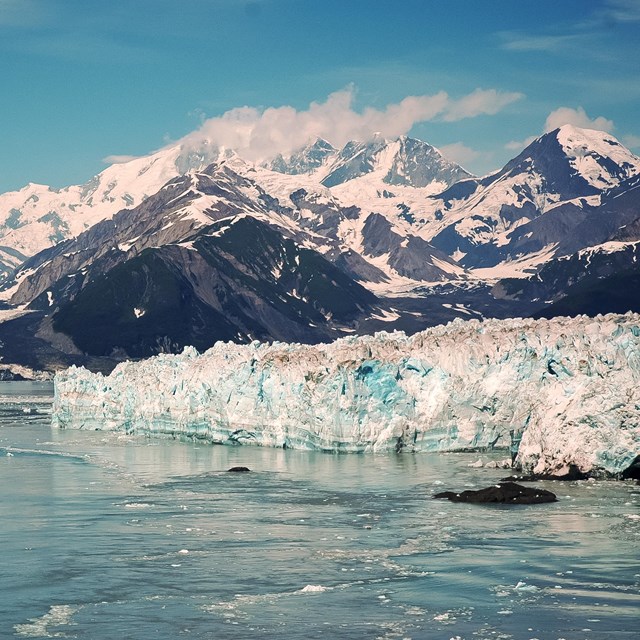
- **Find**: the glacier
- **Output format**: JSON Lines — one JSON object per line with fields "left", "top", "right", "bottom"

{"left": 52, "top": 313, "right": 640, "bottom": 477}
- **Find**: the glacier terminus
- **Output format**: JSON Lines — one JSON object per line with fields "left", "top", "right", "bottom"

{"left": 52, "top": 313, "right": 640, "bottom": 479}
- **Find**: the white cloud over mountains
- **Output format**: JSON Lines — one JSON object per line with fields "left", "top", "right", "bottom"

{"left": 505, "top": 106, "right": 616, "bottom": 153}
{"left": 437, "top": 142, "right": 482, "bottom": 169}
{"left": 543, "top": 106, "right": 614, "bottom": 133}
{"left": 102, "top": 154, "right": 140, "bottom": 164}
{"left": 175, "top": 87, "right": 522, "bottom": 162}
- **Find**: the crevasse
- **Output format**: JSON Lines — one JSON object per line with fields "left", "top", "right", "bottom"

{"left": 52, "top": 313, "right": 640, "bottom": 476}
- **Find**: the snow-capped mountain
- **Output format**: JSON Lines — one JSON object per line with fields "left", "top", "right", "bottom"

{"left": 2, "top": 124, "right": 640, "bottom": 372}
{"left": 0, "top": 141, "right": 235, "bottom": 281}
{"left": 266, "top": 135, "right": 471, "bottom": 189}
{"left": 267, "top": 138, "right": 338, "bottom": 175}
{"left": 319, "top": 135, "right": 471, "bottom": 188}
{"left": 3, "top": 126, "right": 638, "bottom": 290}
{"left": 427, "top": 126, "right": 640, "bottom": 272}
{"left": 493, "top": 172, "right": 640, "bottom": 318}
{"left": 6, "top": 162, "right": 388, "bottom": 358}
{"left": 0, "top": 135, "right": 472, "bottom": 288}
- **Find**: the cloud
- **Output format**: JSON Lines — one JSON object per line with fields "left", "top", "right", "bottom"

{"left": 499, "top": 32, "right": 582, "bottom": 52}
{"left": 438, "top": 142, "right": 481, "bottom": 169}
{"left": 440, "top": 88, "right": 523, "bottom": 122}
{"left": 102, "top": 154, "right": 141, "bottom": 164}
{"left": 623, "top": 134, "right": 640, "bottom": 149}
{"left": 176, "top": 87, "right": 523, "bottom": 162}
{"left": 504, "top": 136, "right": 537, "bottom": 152}
{"left": 543, "top": 106, "right": 614, "bottom": 133}
{"left": 603, "top": 0, "right": 640, "bottom": 23}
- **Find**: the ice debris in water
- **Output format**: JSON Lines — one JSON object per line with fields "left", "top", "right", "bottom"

{"left": 14, "top": 604, "right": 79, "bottom": 637}
{"left": 52, "top": 313, "right": 640, "bottom": 477}
{"left": 298, "top": 585, "right": 327, "bottom": 593}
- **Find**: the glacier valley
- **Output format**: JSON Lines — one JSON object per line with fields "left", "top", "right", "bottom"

{"left": 53, "top": 313, "right": 640, "bottom": 478}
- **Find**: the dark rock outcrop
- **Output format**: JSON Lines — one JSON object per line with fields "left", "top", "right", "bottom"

{"left": 433, "top": 482, "right": 557, "bottom": 504}
{"left": 0, "top": 368, "right": 27, "bottom": 381}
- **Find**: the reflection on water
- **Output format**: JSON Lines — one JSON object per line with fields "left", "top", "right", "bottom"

{"left": 0, "top": 383, "right": 638, "bottom": 639}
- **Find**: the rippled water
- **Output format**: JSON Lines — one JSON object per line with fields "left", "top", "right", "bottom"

{"left": 1, "top": 382, "right": 639, "bottom": 639}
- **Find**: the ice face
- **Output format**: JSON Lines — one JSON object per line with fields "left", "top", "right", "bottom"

{"left": 52, "top": 314, "right": 640, "bottom": 477}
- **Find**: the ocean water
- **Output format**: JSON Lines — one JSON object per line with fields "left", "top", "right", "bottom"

{"left": 0, "top": 382, "right": 638, "bottom": 640}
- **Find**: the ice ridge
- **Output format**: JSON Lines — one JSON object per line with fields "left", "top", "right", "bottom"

{"left": 52, "top": 313, "right": 640, "bottom": 476}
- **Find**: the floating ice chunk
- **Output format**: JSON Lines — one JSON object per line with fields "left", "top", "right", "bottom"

{"left": 298, "top": 585, "right": 327, "bottom": 593}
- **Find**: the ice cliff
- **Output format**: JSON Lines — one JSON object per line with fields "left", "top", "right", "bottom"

{"left": 52, "top": 314, "right": 640, "bottom": 477}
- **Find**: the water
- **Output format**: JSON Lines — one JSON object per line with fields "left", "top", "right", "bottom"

{"left": 1, "top": 383, "right": 639, "bottom": 639}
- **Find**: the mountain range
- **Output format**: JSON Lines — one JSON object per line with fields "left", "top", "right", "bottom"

{"left": 1, "top": 125, "right": 639, "bottom": 374}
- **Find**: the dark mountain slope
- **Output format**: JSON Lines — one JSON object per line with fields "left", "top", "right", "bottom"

{"left": 533, "top": 264, "right": 640, "bottom": 319}
{"left": 50, "top": 216, "right": 380, "bottom": 358}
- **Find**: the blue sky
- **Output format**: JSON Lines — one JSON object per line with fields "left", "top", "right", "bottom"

{"left": 1, "top": 0, "right": 639, "bottom": 192}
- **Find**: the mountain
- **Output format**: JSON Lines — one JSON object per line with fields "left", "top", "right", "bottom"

{"left": 267, "top": 138, "right": 337, "bottom": 175}
{"left": 492, "top": 170, "right": 640, "bottom": 311}
{"left": 2, "top": 125, "right": 640, "bottom": 373}
{"left": 319, "top": 135, "right": 471, "bottom": 188}
{"left": 0, "top": 140, "right": 233, "bottom": 281}
{"left": 493, "top": 238, "right": 639, "bottom": 309}
{"left": 428, "top": 126, "right": 640, "bottom": 271}
{"left": 5, "top": 163, "right": 385, "bottom": 358}
{"left": 3, "top": 127, "right": 638, "bottom": 291}
{"left": 52, "top": 215, "right": 379, "bottom": 357}
{"left": 532, "top": 265, "right": 640, "bottom": 319}
{"left": 0, "top": 135, "right": 472, "bottom": 290}
{"left": 266, "top": 135, "right": 471, "bottom": 189}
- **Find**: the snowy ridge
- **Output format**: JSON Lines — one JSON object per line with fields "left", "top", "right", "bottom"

{"left": 3, "top": 126, "right": 640, "bottom": 298}
{"left": 53, "top": 313, "right": 640, "bottom": 476}
{"left": 0, "top": 142, "right": 229, "bottom": 279}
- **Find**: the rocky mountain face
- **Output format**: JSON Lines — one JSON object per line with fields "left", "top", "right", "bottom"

{"left": 267, "top": 138, "right": 337, "bottom": 175}
{"left": 319, "top": 135, "right": 472, "bottom": 188}
{"left": 51, "top": 215, "right": 379, "bottom": 357}
{"left": 266, "top": 135, "right": 471, "bottom": 189}
{"left": 1, "top": 125, "right": 640, "bottom": 371}
{"left": 492, "top": 170, "right": 640, "bottom": 315}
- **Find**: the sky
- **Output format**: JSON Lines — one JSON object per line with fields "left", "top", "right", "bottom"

{"left": 1, "top": 0, "right": 639, "bottom": 192}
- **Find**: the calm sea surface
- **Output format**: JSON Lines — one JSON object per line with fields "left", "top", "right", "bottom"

{"left": 0, "top": 382, "right": 638, "bottom": 639}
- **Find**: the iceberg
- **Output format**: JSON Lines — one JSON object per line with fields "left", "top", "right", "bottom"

{"left": 52, "top": 314, "right": 640, "bottom": 477}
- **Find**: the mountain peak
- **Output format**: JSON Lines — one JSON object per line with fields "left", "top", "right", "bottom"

{"left": 493, "top": 124, "right": 640, "bottom": 196}
{"left": 321, "top": 135, "right": 472, "bottom": 189}
{"left": 265, "top": 137, "right": 337, "bottom": 175}
{"left": 553, "top": 124, "right": 637, "bottom": 159}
